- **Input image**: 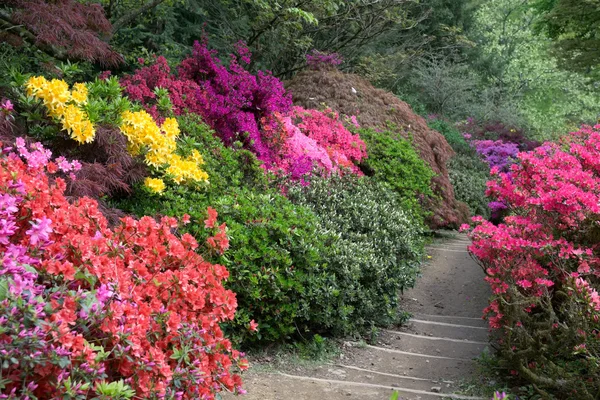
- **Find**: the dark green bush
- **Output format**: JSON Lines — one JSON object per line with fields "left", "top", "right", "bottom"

{"left": 288, "top": 175, "right": 424, "bottom": 334}
{"left": 448, "top": 153, "right": 491, "bottom": 219}
{"left": 358, "top": 126, "right": 434, "bottom": 213}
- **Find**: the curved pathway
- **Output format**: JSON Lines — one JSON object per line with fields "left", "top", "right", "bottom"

{"left": 228, "top": 233, "right": 490, "bottom": 400}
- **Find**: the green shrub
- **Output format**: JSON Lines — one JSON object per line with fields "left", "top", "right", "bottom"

{"left": 427, "top": 118, "right": 472, "bottom": 154}
{"left": 358, "top": 126, "right": 434, "bottom": 213}
{"left": 448, "top": 153, "right": 491, "bottom": 219}
{"left": 288, "top": 175, "right": 424, "bottom": 334}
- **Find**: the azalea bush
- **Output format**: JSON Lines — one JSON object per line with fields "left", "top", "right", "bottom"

{"left": 464, "top": 125, "right": 600, "bottom": 399}
{"left": 121, "top": 39, "right": 367, "bottom": 180}
{"left": 20, "top": 75, "right": 208, "bottom": 195}
{"left": 288, "top": 175, "right": 424, "bottom": 334}
{"left": 0, "top": 138, "right": 246, "bottom": 399}
{"left": 460, "top": 119, "right": 540, "bottom": 152}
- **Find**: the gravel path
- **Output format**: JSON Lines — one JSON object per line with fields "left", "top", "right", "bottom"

{"left": 226, "top": 232, "right": 491, "bottom": 400}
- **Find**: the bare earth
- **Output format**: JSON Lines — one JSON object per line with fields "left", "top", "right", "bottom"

{"left": 224, "top": 232, "right": 491, "bottom": 400}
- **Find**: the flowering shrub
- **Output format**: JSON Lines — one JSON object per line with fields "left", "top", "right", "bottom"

{"left": 118, "top": 117, "right": 333, "bottom": 344}
{"left": 0, "top": 139, "right": 246, "bottom": 398}
{"left": 464, "top": 125, "right": 600, "bottom": 398}
{"left": 291, "top": 107, "right": 366, "bottom": 173}
{"left": 470, "top": 140, "right": 519, "bottom": 172}
{"left": 25, "top": 76, "right": 95, "bottom": 143}
{"left": 122, "top": 40, "right": 291, "bottom": 162}
{"left": 23, "top": 76, "right": 208, "bottom": 193}
{"left": 120, "top": 56, "right": 202, "bottom": 121}
{"left": 121, "top": 40, "right": 366, "bottom": 180}
{"left": 459, "top": 118, "right": 540, "bottom": 152}
{"left": 305, "top": 50, "right": 343, "bottom": 70}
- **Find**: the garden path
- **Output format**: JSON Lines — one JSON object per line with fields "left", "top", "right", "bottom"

{"left": 227, "top": 232, "right": 491, "bottom": 400}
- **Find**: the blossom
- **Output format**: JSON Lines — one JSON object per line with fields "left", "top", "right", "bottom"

{"left": 144, "top": 177, "right": 166, "bottom": 194}
{"left": 248, "top": 320, "right": 258, "bottom": 332}
{"left": 205, "top": 207, "right": 218, "bottom": 228}
{"left": 1, "top": 99, "right": 13, "bottom": 112}
{"left": 0, "top": 140, "right": 245, "bottom": 398}
{"left": 25, "top": 216, "right": 53, "bottom": 246}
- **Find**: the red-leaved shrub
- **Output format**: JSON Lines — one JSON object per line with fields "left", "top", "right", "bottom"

{"left": 464, "top": 125, "right": 600, "bottom": 398}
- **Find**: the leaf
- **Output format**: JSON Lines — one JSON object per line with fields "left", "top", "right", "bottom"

{"left": 0, "top": 278, "right": 8, "bottom": 301}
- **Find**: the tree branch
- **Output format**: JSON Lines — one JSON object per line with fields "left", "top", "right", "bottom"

{"left": 0, "top": 9, "right": 69, "bottom": 62}
{"left": 111, "top": 0, "right": 167, "bottom": 34}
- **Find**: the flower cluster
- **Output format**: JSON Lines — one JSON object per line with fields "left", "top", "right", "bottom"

{"left": 306, "top": 50, "right": 343, "bottom": 70}
{"left": 470, "top": 139, "right": 519, "bottom": 172}
{"left": 120, "top": 110, "right": 208, "bottom": 192}
{"left": 291, "top": 106, "right": 366, "bottom": 173}
{"left": 0, "top": 139, "right": 245, "bottom": 399}
{"left": 464, "top": 125, "right": 600, "bottom": 396}
{"left": 25, "top": 76, "right": 95, "bottom": 143}
{"left": 120, "top": 56, "right": 202, "bottom": 122}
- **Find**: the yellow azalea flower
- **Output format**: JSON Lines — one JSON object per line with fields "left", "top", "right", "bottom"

{"left": 25, "top": 77, "right": 209, "bottom": 186}
{"left": 145, "top": 177, "right": 166, "bottom": 194}
{"left": 71, "top": 83, "right": 88, "bottom": 104}
{"left": 25, "top": 76, "right": 48, "bottom": 96}
{"left": 191, "top": 149, "right": 204, "bottom": 165}
{"left": 25, "top": 76, "right": 95, "bottom": 142}
{"left": 62, "top": 104, "right": 95, "bottom": 143}
{"left": 161, "top": 117, "right": 180, "bottom": 139}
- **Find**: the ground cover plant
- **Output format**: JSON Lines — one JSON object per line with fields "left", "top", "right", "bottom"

{"left": 464, "top": 125, "right": 600, "bottom": 398}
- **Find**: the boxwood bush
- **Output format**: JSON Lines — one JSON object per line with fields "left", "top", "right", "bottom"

{"left": 288, "top": 175, "right": 425, "bottom": 334}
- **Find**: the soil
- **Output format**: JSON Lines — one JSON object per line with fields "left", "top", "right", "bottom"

{"left": 223, "top": 232, "right": 492, "bottom": 400}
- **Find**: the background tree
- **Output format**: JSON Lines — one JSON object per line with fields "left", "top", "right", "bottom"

{"left": 533, "top": 0, "right": 600, "bottom": 78}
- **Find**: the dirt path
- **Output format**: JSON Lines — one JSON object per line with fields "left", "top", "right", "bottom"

{"left": 226, "top": 232, "right": 491, "bottom": 400}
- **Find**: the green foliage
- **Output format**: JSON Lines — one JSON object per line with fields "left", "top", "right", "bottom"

{"left": 288, "top": 175, "right": 424, "bottom": 335}
{"left": 358, "top": 126, "right": 434, "bottom": 213}
{"left": 448, "top": 153, "right": 491, "bottom": 220}
{"left": 471, "top": 0, "right": 600, "bottom": 139}
{"left": 121, "top": 117, "right": 426, "bottom": 344}
{"left": 106, "top": 0, "right": 432, "bottom": 77}
{"left": 94, "top": 380, "right": 136, "bottom": 400}
{"left": 428, "top": 118, "right": 492, "bottom": 220}
{"left": 533, "top": 0, "right": 600, "bottom": 78}
{"left": 428, "top": 118, "right": 471, "bottom": 154}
